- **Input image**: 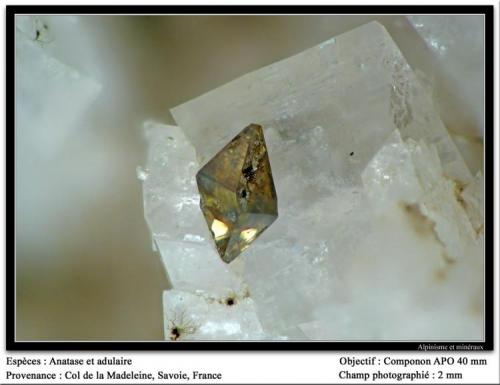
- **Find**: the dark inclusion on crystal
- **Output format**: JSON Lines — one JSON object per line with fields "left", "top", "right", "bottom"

{"left": 196, "top": 124, "right": 278, "bottom": 263}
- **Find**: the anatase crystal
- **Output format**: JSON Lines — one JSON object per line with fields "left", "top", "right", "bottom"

{"left": 196, "top": 124, "right": 278, "bottom": 263}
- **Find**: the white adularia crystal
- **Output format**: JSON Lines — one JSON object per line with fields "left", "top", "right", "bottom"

{"left": 141, "top": 121, "right": 270, "bottom": 340}
{"left": 140, "top": 21, "right": 484, "bottom": 341}
{"left": 16, "top": 19, "right": 101, "bottom": 157}
{"left": 171, "top": 22, "right": 471, "bottom": 186}
{"left": 15, "top": 16, "right": 103, "bottom": 266}
{"left": 163, "top": 290, "right": 265, "bottom": 341}
{"left": 408, "top": 15, "right": 484, "bottom": 138}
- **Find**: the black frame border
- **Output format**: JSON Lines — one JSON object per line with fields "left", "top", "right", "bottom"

{"left": 6, "top": 4, "right": 494, "bottom": 351}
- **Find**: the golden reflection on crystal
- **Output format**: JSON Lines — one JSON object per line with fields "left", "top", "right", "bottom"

{"left": 240, "top": 244, "right": 250, "bottom": 252}
{"left": 211, "top": 219, "right": 228, "bottom": 240}
{"left": 240, "top": 228, "right": 258, "bottom": 243}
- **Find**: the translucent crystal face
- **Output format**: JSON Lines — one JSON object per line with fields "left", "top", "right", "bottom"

{"left": 196, "top": 124, "right": 278, "bottom": 263}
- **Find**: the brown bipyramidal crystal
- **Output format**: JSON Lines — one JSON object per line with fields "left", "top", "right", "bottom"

{"left": 196, "top": 124, "right": 278, "bottom": 263}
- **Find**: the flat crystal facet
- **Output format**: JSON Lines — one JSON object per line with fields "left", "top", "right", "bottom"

{"left": 196, "top": 124, "right": 278, "bottom": 263}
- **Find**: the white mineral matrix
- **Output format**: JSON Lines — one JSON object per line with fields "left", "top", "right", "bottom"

{"left": 139, "top": 21, "right": 483, "bottom": 341}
